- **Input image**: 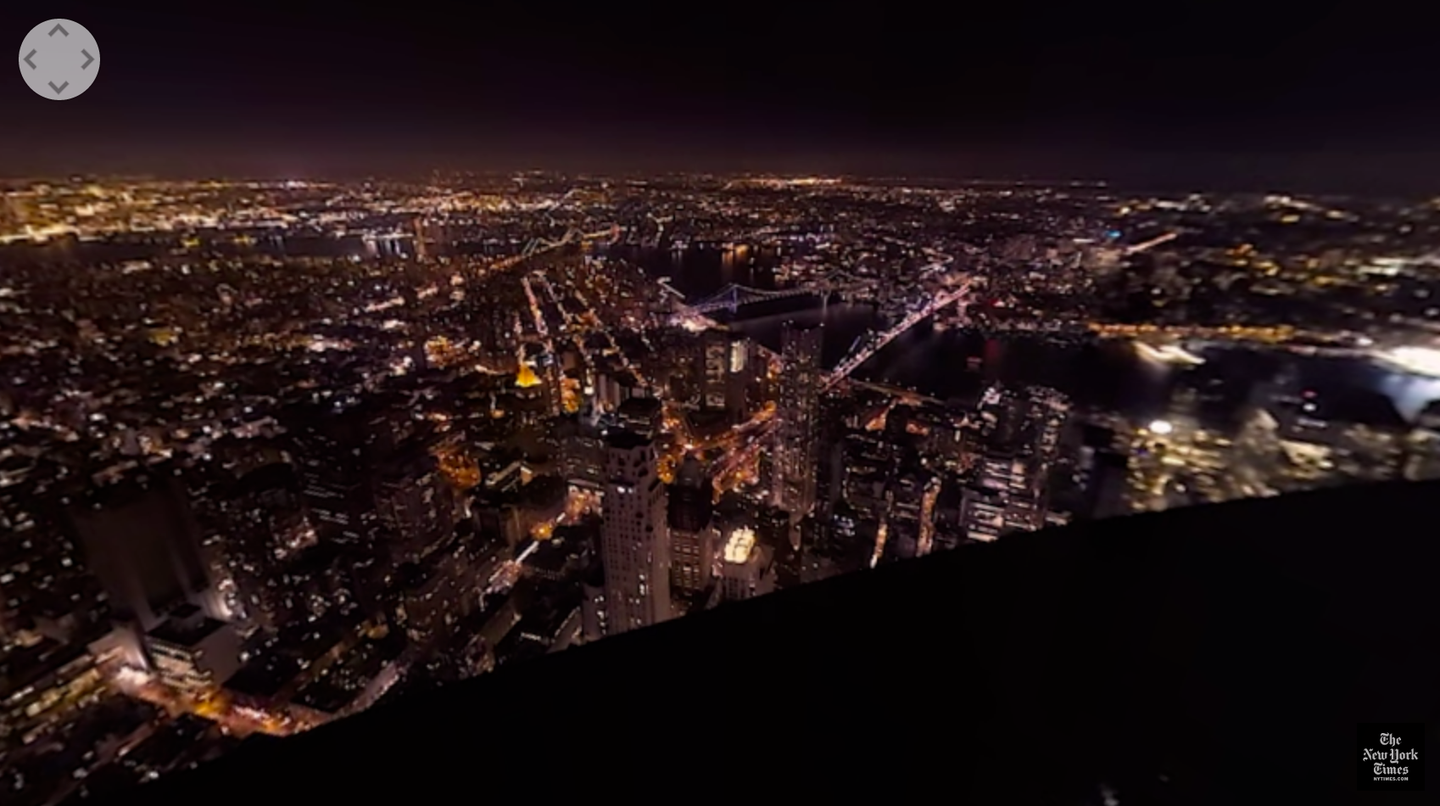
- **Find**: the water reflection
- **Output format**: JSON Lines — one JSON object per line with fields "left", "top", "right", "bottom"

{"left": 1375, "top": 371, "right": 1440, "bottom": 421}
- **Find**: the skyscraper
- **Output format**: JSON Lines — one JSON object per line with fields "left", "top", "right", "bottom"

{"left": 374, "top": 446, "right": 456, "bottom": 564}
{"left": 413, "top": 216, "right": 428, "bottom": 262}
{"left": 290, "top": 408, "right": 385, "bottom": 548}
{"left": 717, "top": 526, "right": 774, "bottom": 602}
{"left": 775, "top": 321, "right": 823, "bottom": 520}
{"left": 699, "top": 329, "right": 730, "bottom": 411}
{"left": 667, "top": 456, "right": 717, "bottom": 609}
{"left": 66, "top": 469, "right": 216, "bottom": 634}
{"left": 600, "top": 430, "right": 672, "bottom": 634}
{"left": 690, "top": 329, "right": 754, "bottom": 423}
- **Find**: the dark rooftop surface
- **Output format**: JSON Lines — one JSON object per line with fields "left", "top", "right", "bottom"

{"left": 0, "top": 638, "right": 88, "bottom": 697}
{"left": 292, "top": 635, "right": 405, "bottom": 715}
{"left": 119, "top": 481, "right": 1440, "bottom": 805}
{"left": 602, "top": 428, "right": 650, "bottom": 451}
{"left": 146, "top": 607, "right": 227, "bottom": 648}
{"left": 223, "top": 653, "right": 301, "bottom": 700}
{"left": 616, "top": 396, "right": 662, "bottom": 417}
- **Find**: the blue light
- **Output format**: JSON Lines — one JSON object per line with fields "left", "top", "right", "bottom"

{"left": 1107, "top": 230, "right": 1122, "bottom": 239}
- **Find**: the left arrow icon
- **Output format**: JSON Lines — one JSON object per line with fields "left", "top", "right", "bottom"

{"left": 23, "top": 50, "right": 37, "bottom": 69}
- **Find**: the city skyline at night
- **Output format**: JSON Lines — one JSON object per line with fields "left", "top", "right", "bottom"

{"left": 4, "top": 3, "right": 1440, "bottom": 804}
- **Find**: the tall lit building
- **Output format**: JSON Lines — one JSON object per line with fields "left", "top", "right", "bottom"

{"left": 718, "top": 526, "right": 774, "bottom": 602}
{"left": 959, "top": 483, "right": 1040, "bottom": 543}
{"left": 700, "top": 329, "right": 729, "bottom": 411}
{"left": 375, "top": 447, "right": 456, "bottom": 564}
{"left": 413, "top": 216, "right": 428, "bottom": 262}
{"left": 600, "top": 430, "right": 672, "bottom": 634}
{"left": 616, "top": 396, "right": 664, "bottom": 439}
{"left": 726, "top": 333, "right": 757, "bottom": 422}
{"left": 144, "top": 604, "right": 242, "bottom": 692}
{"left": 755, "top": 504, "right": 801, "bottom": 590}
{"left": 775, "top": 321, "right": 823, "bottom": 520}
{"left": 667, "top": 457, "right": 717, "bottom": 608}
{"left": 695, "top": 329, "right": 753, "bottom": 422}
{"left": 290, "top": 409, "right": 386, "bottom": 548}
{"left": 557, "top": 414, "right": 606, "bottom": 491}
{"left": 957, "top": 385, "right": 1067, "bottom": 541}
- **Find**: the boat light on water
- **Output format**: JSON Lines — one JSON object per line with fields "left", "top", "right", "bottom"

{"left": 1134, "top": 341, "right": 1206, "bottom": 366}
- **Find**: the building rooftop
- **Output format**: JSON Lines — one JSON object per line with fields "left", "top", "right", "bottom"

{"left": 293, "top": 635, "right": 404, "bottom": 715}
{"left": 146, "top": 606, "right": 228, "bottom": 648}
{"left": 0, "top": 639, "right": 88, "bottom": 698}
{"left": 224, "top": 653, "right": 301, "bottom": 699}
{"left": 603, "top": 428, "right": 650, "bottom": 451}
{"left": 722, "top": 527, "right": 757, "bottom": 564}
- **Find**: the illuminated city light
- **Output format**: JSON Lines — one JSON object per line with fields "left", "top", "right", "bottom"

{"left": 515, "top": 363, "right": 541, "bottom": 387}
{"left": 113, "top": 666, "right": 152, "bottom": 687}
{"left": 1148, "top": 420, "right": 1174, "bottom": 435}
{"left": 1133, "top": 341, "right": 1205, "bottom": 366}
{"left": 722, "top": 527, "right": 757, "bottom": 564}
{"left": 1377, "top": 346, "right": 1440, "bottom": 378}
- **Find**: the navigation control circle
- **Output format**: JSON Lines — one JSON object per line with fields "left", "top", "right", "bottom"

{"left": 18, "top": 19, "right": 100, "bottom": 101}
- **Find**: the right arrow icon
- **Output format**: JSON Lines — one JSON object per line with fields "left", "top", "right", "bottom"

{"left": 81, "top": 50, "right": 94, "bottom": 70}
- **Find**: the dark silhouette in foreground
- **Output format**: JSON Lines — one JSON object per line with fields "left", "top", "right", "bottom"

{"left": 118, "top": 482, "right": 1439, "bottom": 804}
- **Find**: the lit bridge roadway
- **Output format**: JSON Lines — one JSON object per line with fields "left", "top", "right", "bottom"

{"left": 825, "top": 280, "right": 973, "bottom": 388}
{"left": 487, "top": 225, "right": 623, "bottom": 272}
{"left": 671, "top": 270, "right": 875, "bottom": 318}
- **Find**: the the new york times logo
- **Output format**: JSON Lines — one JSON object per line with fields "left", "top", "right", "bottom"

{"left": 1364, "top": 736, "right": 1416, "bottom": 779}
{"left": 1358, "top": 724, "right": 1424, "bottom": 791}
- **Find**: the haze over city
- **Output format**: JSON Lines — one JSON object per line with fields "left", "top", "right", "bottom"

{"left": 4, "top": 1, "right": 1439, "bottom": 190}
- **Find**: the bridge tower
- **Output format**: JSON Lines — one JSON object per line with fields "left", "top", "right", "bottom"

{"left": 414, "top": 217, "right": 428, "bottom": 262}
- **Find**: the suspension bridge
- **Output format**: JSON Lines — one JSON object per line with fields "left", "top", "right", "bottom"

{"left": 825, "top": 280, "right": 974, "bottom": 386}
{"left": 674, "top": 270, "right": 873, "bottom": 316}
{"left": 486, "top": 225, "right": 623, "bottom": 272}
{"left": 521, "top": 225, "right": 622, "bottom": 259}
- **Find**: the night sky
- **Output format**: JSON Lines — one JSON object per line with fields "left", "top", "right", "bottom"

{"left": 3, "top": 1, "right": 1437, "bottom": 192}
